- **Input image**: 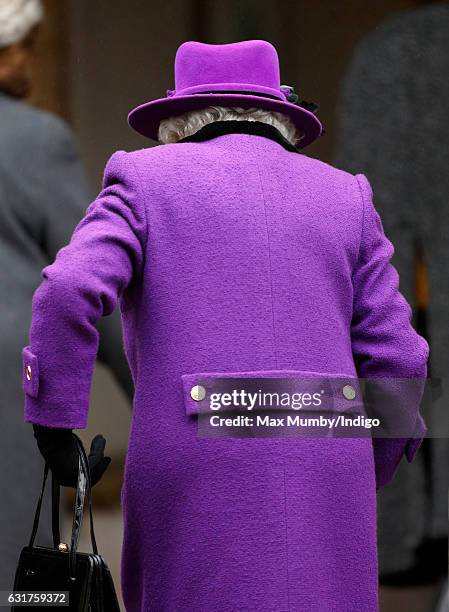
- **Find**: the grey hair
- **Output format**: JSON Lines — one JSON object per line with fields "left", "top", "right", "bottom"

{"left": 158, "top": 106, "right": 302, "bottom": 146}
{"left": 0, "top": 0, "right": 43, "bottom": 48}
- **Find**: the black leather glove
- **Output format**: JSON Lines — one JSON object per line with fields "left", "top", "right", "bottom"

{"left": 32, "top": 424, "right": 111, "bottom": 488}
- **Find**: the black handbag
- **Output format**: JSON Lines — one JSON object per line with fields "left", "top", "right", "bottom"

{"left": 12, "top": 433, "right": 121, "bottom": 611}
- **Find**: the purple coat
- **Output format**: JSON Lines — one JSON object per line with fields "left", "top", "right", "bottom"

{"left": 22, "top": 120, "right": 428, "bottom": 611}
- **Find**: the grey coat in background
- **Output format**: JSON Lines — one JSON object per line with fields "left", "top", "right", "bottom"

{"left": 335, "top": 4, "right": 449, "bottom": 575}
{"left": 0, "top": 91, "right": 133, "bottom": 589}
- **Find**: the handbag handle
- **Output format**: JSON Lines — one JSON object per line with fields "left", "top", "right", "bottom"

{"left": 68, "top": 434, "right": 99, "bottom": 580}
{"left": 29, "top": 433, "right": 100, "bottom": 581}
{"left": 28, "top": 464, "right": 61, "bottom": 548}
{"left": 51, "top": 472, "right": 61, "bottom": 546}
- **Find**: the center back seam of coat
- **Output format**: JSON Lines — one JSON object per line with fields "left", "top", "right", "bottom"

{"left": 249, "top": 140, "right": 279, "bottom": 368}
{"left": 250, "top": 139, "right": 291, "bottom": 612}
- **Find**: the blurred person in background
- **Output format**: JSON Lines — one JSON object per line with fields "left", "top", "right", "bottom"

{"left": 0, "top": 0, "right": 133, "bottom": 590}
{"left": 335, "top": 4, "right": 449, "bottom": 611}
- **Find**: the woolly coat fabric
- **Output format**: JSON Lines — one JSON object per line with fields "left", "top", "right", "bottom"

{"left": 335, "top": 4, "right": 449, "bottom": 576}
{"left": 22, "top": 120, "right": 428, "bottom": 612}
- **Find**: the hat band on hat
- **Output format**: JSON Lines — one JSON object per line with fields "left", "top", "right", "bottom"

{"left": 191, "top": 90, "right": 284, "bottom": 101}
{"left": 168, "top": 82, "right": 287, "bottom": 102}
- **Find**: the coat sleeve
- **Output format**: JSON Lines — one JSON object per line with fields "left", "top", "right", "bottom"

{"left": 351, "top": 173, "right": 429, "bottom": 488}
{"left": 38, "top": 117, "right": 134, "bottom": 402}
{"left": 21, "top": 150, "right": 147, "bottom": 429}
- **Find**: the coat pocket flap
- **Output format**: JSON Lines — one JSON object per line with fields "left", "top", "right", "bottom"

{"left": 22, "top": 345, "right": 40, "bottom": 398}
{"left": 182, "top": 369, "right": 364, "bottom": 417}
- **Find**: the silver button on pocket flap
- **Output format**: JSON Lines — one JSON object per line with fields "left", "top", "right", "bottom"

{"left": 342, "top": 384, "right": 356, "bottom": 400}
{"left": 191, "top": 385, "right": 206, "bottom": 402}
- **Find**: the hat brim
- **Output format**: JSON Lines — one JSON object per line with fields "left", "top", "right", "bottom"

{"left": 127, "top": 93, "right": 323, "bottom": 149}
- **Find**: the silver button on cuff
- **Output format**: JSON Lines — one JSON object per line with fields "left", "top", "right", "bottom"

{"left": 191, "top": 385, "right": 206, "bottom": 402}
{"left": 342, "top": 384, "right": 356, "bottom": 400}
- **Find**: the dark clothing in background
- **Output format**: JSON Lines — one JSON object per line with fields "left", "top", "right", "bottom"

{"left": 335, "top": 4, "right": 449, "bottom": 579}
{"left": 0, "top": 91, "right": 133, "bottom": 589}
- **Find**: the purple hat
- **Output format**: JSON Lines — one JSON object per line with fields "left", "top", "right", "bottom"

{"left": 127, "top": 40, "right": 323, "bottom": 149}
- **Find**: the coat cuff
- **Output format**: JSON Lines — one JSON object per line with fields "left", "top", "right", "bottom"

{"left": 22, "top": 345, "right": 88, "bottom": 429}
{"left": 373, "top": 414, "right": 427, "bottom": 489}
{"left": 404, "top": 437, "right": 423, "bottom": 463}
{"left": 22, "top": 345, "right": 39, "bottom": 398}
{"left": 404, "top": 413, "right": 427, "bottom": 463}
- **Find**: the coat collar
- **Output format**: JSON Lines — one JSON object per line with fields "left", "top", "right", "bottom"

{"left": 177, "top": 119, "right": 301, "bottom": 153}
